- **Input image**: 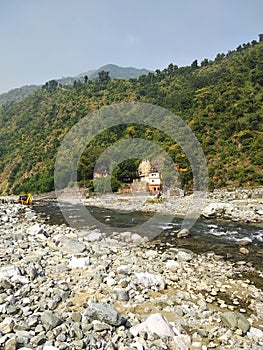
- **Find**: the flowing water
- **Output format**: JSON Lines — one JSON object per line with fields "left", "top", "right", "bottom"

{"left": 33, "top": 201, "right": 263, "bottom": 271}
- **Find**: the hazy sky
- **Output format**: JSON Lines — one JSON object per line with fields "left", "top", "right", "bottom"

{"left": 0, "top": 0, "right": 262, "bottom": 93}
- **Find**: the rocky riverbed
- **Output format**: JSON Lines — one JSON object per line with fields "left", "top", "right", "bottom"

{"left": 0, "top": 201, "right": 263, "bottom": 349}
{"left": 81, "top": 188, "right": 263, "bottom": 224}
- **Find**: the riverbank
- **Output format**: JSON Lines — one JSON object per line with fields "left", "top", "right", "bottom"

{"left": 3, "top": 187, "right": 263, "bottom": 224}
{"left": 0, "top": 202, "right": 262, "bottom": 349}
{"left": 82, "top": 187, "right": 263, "bottom": 224}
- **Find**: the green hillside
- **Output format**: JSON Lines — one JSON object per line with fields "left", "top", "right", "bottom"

{"left": 0, "top": 37, "right": 262, "bottom": 195}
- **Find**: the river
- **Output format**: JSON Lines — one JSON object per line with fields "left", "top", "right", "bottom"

{"left": 33, "top": 201, "right": 263, "bottom": 271}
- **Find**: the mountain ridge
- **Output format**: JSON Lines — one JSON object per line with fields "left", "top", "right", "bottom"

{"left": 0, "top": 64, "right": 151, "bottom": 106}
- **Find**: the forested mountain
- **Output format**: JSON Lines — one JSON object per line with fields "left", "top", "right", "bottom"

{"left": 0, "top": 64, "right": 151, "bottom": 106}
{"left": 0, "top": 37, "right": 262, "bottom": 195}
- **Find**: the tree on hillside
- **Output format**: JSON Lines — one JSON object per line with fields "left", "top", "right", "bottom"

{"left": 42, "top": 80, "right": 58, "bottom": 92}
{"left": 98, "top": 70, "right": 111, "bottom": 83}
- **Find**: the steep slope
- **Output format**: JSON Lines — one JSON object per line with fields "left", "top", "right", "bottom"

{"left": 0, "top": 38, "right": 262, "bottom": 194}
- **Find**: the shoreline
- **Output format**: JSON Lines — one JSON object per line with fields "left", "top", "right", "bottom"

{"left": 2, "top": 187, "right": 263, "bottom": 224}
{"left": 0, "top": 201, "right": 262, "bottom": 349}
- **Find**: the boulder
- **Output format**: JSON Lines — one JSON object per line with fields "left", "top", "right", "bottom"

{"left": 166, "top": 260, "right": 180, "bottom": 271}
{"left": 130, "top": 313, "right": 175, "bottom": 337}
{"left": 4, "top": 338, "right": 18, "bottom": 350}
{"left": 239, "top": 247, "right": 250, "bottom": 255}
{"left": 62, "top": 239, "right": 86, "bottom": 254}
{"left": 247, "top": 326, "right": 263, "bottom": 340}
{"left": 176, "top": 249, "right": 194, "bottom": 262}
{"left": 0, "top": 317, "right": 14, "bottom": 334}
{"left": 202, "top": 203, "right": 232, "bottom": 218}
{"left": 221, "top": 311, "right": 250, "bottom": 334}
{"left": 135, "top": 272, "right": 166, "bottom": 291}
{"left": 131, "top": 233, "right": 143, "bottom": 243}
{"left": 0, "top": 265, "right": 21, "bottom": 280}
{"left": 84, "top": 301, "right": 126, "bottom": 327}
{"left": 68, "top": 256, "right": 90, "bottom": 268}
{"left": 86, "top": 231, "right": 103, "bottom": 242}
{"left": 177, "top": 228, "right": 190, "bottom": 238}
{"left": 40, "top": 311, "right": 62, "bottom": 330}
{"left": 26, "top": 223, "right": 44, "bottom": 236}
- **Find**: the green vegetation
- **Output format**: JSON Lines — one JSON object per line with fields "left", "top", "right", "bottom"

{"left": 0, "top": 36, "right": 262, "bottom": 194}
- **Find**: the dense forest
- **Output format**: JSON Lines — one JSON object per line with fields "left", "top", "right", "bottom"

{"left": 0, "top": 36, "right": 262, "bottom": 195}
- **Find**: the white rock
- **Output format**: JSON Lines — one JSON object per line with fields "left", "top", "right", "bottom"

{"left": 86, "top": 231, "right": 103, "bottom": 242}
{"left": 130, "top": 313, "right": 175, "bottom": 337}
{"left": 202, "top": 203, "right": 232, "bottom": 218}
{"left": 68, "top": 256, "right": 90, "bottom": 269}
{"left": 26, "top": 223, "right": 44, "bottom": 235}
{"left": 247, "top": 326, "right": 263, "bottom": 339}
{"left": 135, "top": 272, "right": 166, "bottom": 291}
{"left": 131, "top": 233, "right": 143, "bottom": 242}
{"left": 105, "top": 277, "right": 117, "bottom": 286}
{"left": 173, "top": 334, "right": 191, "bottom": 350}
{"left": 1, "top": 216, "right": 9, "bottom": 222}
{"left": 0, "top": 265, "right": 21, "bottom": 280}
{"left": 176, "top": 250, "right": 194, "bottom": 262}
{"left": 0, "top": 317, "right": 14, "bottom": 334}
{"left": 0, "top": 303, "right": 7, "bottom": 313}
{"left": 166, "top": 260, "right": 180, "bottom": 271}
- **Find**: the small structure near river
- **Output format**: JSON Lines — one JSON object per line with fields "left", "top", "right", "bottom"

{"left": 131, "top": 160, "right": 162, "bottom": 194}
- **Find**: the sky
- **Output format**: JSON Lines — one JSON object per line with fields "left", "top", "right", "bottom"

{"left": 0, "top": 0, "right": 262, "bottom": 94}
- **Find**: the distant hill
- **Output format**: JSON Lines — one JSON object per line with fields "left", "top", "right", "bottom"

{"left": 0, "top": 85, "right": 41, "bottom": 106}
{"left": 0, "top": 64, "right": 151, "bottom": 106}
{"left": 83, "top": 64, "right": 151, "bottom": 81}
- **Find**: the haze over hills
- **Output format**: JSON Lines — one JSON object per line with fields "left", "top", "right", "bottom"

{"left": 0, "top": 36, "right": 262, "bottom": 195}
{"left": 0, "top": 64, "right": 151, "bottom": 106}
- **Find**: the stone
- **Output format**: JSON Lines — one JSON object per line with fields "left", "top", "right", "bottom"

{"left": 62, "top": 239, "right": 86, "bottom": 254}
{"left": 86, "top": 231, "right": 103, "bottom": 241}
{"left": 0, "top": 266, "right": 21, "bottom": 280}
{"left": 40, "top": 311, "right": 62, "bottom": 330}
{"left": 92, "top": 320, "right": 112, "bottom": 332}
{"left": 135, "top": 272, "right": 166, "bottom": 291}
{"left": 177, "top": 228, "right": 190, "bottom": 238}
{"left": 0, "top": 317, "right": 14, "bottom": 334}
{"left": 25, "top": 211, "right": 37, "bottom": 220}
{"left": 84, "top": 301, "right": 126, "bottom": 327}
{"left": 239, "top": 247, "right": 249, "bottom": 255}
{"left": 247, "top": 326, "right": 263, "bottom": 339}
{"left": 130, "top": 313, "right": 175, "bottom": 338}
{"left": 166, "top": 260, "right": 180, "bottom": 271}
{"left": 131, "top": 233, "right": 143, "bottom": 243}
{"left": 221, "top": 311, "right": 250, "bottom": 334}
{"left": 176, "top": 249, "right": 194, "bottom": 262}
{"left": 112, "top": 288, "right": 129, "bottom": 301}
{"left": 236, "top": 239, "right": 251, "bottom": 246}
{"left": 71, "top": 312, "right": 82, "bottom": 323}
{"left": 4, "top": 338, "right": 18, "bottom": 350}
{"left": 116, "top": 265, "right": 131, "bottom": 276}
{"left": 173, "top": 334, "right": 191, "bottom": 350}
{"left": 26, "top": 223, "right": 44, "bottom": 235}
{"left": 68, "top": 256, "right": 90, "bottom": 268}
